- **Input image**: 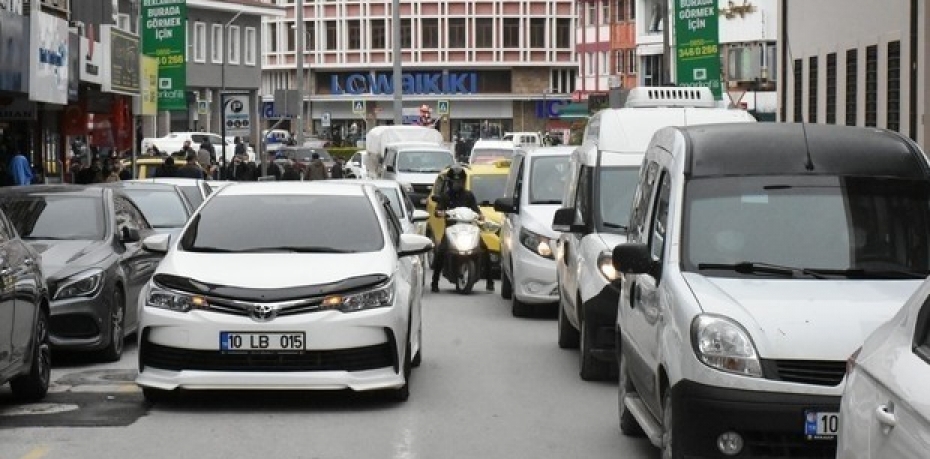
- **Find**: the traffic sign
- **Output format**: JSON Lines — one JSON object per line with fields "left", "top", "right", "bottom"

{"left": 436, "top": 100, "right": 450, "bottom": 115}
{"left": 352, "top": 100, "right": 366, "bottom": 115}
{"left": 321, "top": 112, "right": 332, "bottom": 127}
{"left": 223, "top": 93, "right": 251, "bottom": 137}
{"left": 197, "top": 100, "right": 209, "bottom": 115}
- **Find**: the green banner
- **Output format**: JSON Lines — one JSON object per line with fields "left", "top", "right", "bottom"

{"left": 141, "top": 0, "right": 187, "bottom": 111}
{"left": 674, "top": 0, "right": 721, "bottom": 99}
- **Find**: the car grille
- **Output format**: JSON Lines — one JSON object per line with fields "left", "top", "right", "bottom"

{"left": 141, "top": 340, "right": 395, "bottom": 373}
{"left": 742, "top": 432, "right": 837, "bottom": 458}
{"left": 763, "top": 360, "right": 847, "bottom": 386}
{"left": 202, "top": 296, "right": 323, "bottom": 318}
{"left": 50, "top": 314, "right": 100, "bottom": 339}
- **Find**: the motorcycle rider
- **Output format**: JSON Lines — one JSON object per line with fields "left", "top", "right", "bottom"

{"left": 430, "top": 166, "right": 494, "bottom": 293}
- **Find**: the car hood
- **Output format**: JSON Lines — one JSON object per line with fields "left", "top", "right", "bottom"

{"left": 157, "top": 250, "right": 396, "bottom": 290}
{"left": 681, "top": 273, "right": 922, "bottom": 361}
{"left": 393, "top": 171, "right": 440, "bottom": 185}
{"left": 520, "top": 205, "right": 561, "bottom": 239}
{"left": 27, "top": 239, "right": 110, "bottom": 279}
{"left": 596, "top": 232, "right": 628, "bottom": 250}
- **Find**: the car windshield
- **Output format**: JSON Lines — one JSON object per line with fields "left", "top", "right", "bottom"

{"left": 177, "top": 184, "right": 204, "bottom": 208}
{"left": 471, "top": 174, "right": 509, "bottom": 206}
{"left": 123, "top": 188, "right": 190, "bottom": 228}
{"left": 0, "top": 195, "right": 105, "bottom": 240}
{"left": 599, "top": 167, "right": 640, "bottom": 232}
{"left": 376, "top": 187, "right": 406, "bottom": 219}
{"left": 684, "top": 175, "right": 930, "bottom": 277}
{"left": 471, "top": 148, "right": 515, "bottom": 164}
{"left": 181, "top": 194, "right": 384, "bottom": 253}
{"left": 396, "top": 150, "right": 454, "bottom": 173}
{"left": 528, "top": 156, "right": 571, "bottom": 204}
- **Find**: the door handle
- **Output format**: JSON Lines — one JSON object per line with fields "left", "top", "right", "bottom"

{"left": 875, "top": 404, "right": 897, "bottom": 432}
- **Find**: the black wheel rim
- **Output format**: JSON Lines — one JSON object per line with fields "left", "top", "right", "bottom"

{"left": 37, "top": 313, "right": 51, "bottom": 387}
{"left": 112, "top": 292, "right": 125, "bottom": 355}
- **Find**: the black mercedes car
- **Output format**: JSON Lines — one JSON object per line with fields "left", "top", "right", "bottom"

{"left": 0, "top": 185, "right": 162, "bottom": 362}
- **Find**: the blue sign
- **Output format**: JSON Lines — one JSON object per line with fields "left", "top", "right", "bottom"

{"left": 331, "top": 72, "right": 478, "bottom": 95}
{"left": 536, "top": 99, "right": 569, "bottom": 119}
{"left": 262, "top": 101, "right": 278, "bottom": 119}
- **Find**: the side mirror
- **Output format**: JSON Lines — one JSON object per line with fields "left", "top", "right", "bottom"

{"left": 385, "top": 165, "right": 395, "bottom": 172}
{"left": 121, "top": 227, "right": 141, "bottom": 243}
{"left": 142, "top": 233, "right": 171, "bottom": 253}
{"left": 612, "top": 243, "right": 652, "bottom": 275}
{"left": 411, "top": 209, "right": 429, "bottom": 223}
{"left": 552, "top": 207, "right": 585, "bottom": 233}
{"left": 494, "top": 197, "right": 517, "bottom": 214}
{"left": 398, "top": 233, "right": 433, "bottom": 257}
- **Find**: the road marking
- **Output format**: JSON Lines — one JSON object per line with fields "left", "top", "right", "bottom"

{"left": 18, "top": 446, "right": 50, "bottom": 459}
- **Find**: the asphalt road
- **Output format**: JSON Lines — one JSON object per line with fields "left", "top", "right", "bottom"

{"left": 0, "top": 278, "right": 656, "bottom": 459}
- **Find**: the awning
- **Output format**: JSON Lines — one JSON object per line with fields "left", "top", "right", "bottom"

{"left": 557, "top": 103, "right": 589, "bottom": 119}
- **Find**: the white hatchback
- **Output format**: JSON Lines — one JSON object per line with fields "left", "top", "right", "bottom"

{"left": 838, "top": 278, "right": 930, "bottom": 458}
{"left": 135, "top": 182, "right": 433, "bottom": 402}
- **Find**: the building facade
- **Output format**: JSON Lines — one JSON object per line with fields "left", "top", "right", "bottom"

{"left": 779, "top": 0, "right": 926, "bottom": 147}
{"left": 261, "top": 0, "right": 579, "bottom": 142}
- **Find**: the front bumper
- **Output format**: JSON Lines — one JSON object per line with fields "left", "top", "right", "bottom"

{"left": 582, "top": 284, "right": 619, "bottom": 362}
{"left": 512, "top": 247, "right": 558, "bottom": 303}
{"left": 48, "top": 289, "right": 111, "bottom": 351}
{"left": 672, "top": 380, "right": 839, "bottom": 458}
{"left": 136, "top": 303, "right": 407, "bottom": 392}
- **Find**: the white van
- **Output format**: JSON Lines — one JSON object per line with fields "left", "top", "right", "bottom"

{"left": 551, "top": 87, "right": 756, "bottom": 381}
{"left": 381, "top": 143, "right": 456, "bottom": 207}
{"left": 502, "top": 132, "right": 543, "bottom": 148}
{"left": 612, "top": 123, "right": 930, "bottom": 458}
{"left": 469, "top": 139, "right": 522, "bottom": 165}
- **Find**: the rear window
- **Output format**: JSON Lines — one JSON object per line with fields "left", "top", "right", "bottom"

{"left": 470, "top": 174, "right": 508, "bottom": 206}
{"left": 471, "top": 148, "right": 515, "bottom": 164}
{"left": 396, "top": 151, "right": 454, "bottom": 173}
{"left": 123, "top": 188, "right": 189, "bottom": 228}
{"left": 0, "top": 195, "right": 106, "bottom": 240}
{"left": 529, "top": 156, "right": 571, "bottom": 204}
{"left": 181, "top": 194, "right": 384, "bottom": 253}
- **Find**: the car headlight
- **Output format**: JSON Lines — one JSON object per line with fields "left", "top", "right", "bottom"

{"left": 519, "top": 228, "right": 553, "bottom": 259}
{"left": 146, "top": 283, "right": 209, "bottom": 312}
{"left": 597, "top": 251, "right": 619, "bottom": 281}
{"left": 321, "top": 278, "right": 396, "bottom": 313}
{"left": 691, "top": 315, "right": 763, "bottom": 377}
{"left": 54, "top": 269, "right": 104, "bottom": 300}
{"left": 481, "top": 220, "right": 501, "bottom": 233}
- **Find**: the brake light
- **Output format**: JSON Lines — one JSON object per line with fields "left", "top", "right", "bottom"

{"left": 846, "top": 347, "right": 862, "bottom": 374}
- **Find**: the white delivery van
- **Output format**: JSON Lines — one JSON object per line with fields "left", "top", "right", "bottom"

{"left": 365, "top": 126, "right": 449, "bottom": 208}
{"left": 612, "top": 123, "right": 930, "bottom": 458}
{"left": 469, "top": 139, "right": 522, "bottom": 165}
{"left": 551, "top": 87, "right": 756, "bottom": 381}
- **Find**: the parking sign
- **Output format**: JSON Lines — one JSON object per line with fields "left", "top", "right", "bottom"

{"left": 223, "top": 93, "right": 251, "bottom": 137}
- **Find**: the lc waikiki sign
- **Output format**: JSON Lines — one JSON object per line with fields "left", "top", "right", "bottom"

{"left": 331, "top": 72, "right": 478, "bottom": 95}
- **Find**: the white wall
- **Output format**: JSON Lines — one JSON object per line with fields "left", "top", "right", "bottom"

{"left": 719, "top": 0, "right": 777, "bottom": 44}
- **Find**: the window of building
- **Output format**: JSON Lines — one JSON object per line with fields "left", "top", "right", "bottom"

{"left": 245, "top": 27, "right": 257, "bottom": 66}
{"left": 448, "top": 18, "right": 466, "bottom": 48}
{"left": 643, "top": 55, "right": 663, "bottom": 86}
{"left": 228, "top": 25, "right": 240, "bottom": 64}
{"left": 475, "top": 18, "right": 493, "bottom": 48}
{"left": 865, "top": 45, "right": 878, "bottom": 127}
{"left": 846, "top": 49, "right": 857, "bottom": 126}
{"left": 529, "top": 18, "right": 545, "bottom": 48}
{"left": 326, "top": 20, "right": 338, "bottom": 50}
{"left": 616, "top": 50, "right": 624, "bottom": 74}
{"left": 503, "top": 18, "right": 520, "bottom": 48}
{"left": 193, "top": 22, "right": 206, "bottom": 63}
{"left": 586, "top": 53, "right": 595, "bottom": 76}
{"left": 826, "top": 53, "right": 836, "bottom": 124}
{"left": 556, "top": 18, "right": 571, "bottom": 48}
{"left": 268, "top": 23, "right": 278, "bottom": 53}
{"left": 422, "top": 18, "right": 439, "bottom": 48}
{"left": 287, "top": 22, "right": 296, "bottom": 51}
{"left": 117, "top": 13, "right": 131, "bottom": 33}
{"left": 887, "top": 40, "right": 901, "bottom": 132}
{"left": 601, "top": 51, "right": 609, "bottom": 75}
{"left": 400, "top": 18, "right": 412, "bottom": 48}
{"left": 648, "top": 1, "right": 663, "bottom": 32}
{"left": 808, "top": 56, "right": 818, "bottom": 123}
{"left": 586, "top": 2, "right": 597, "bottom": 26}
{"left": 371, "top": 19, "right": 386, "bottom": 49}
{"left": 347, "top": 20, "right": 361, "bottom": 50}
{"left": 616, "top": 0, "right": 628, "bottom": 21}
{"left": 601, "top": 1, "right": 611, "bottom": 24}
{"left": 793, "top": 59, "right": 802, "bottom": 122}
{"left": 211, "top": 24, "right": 223, "bottom": 63}
{"left": 627, "top": 49, "right": 637, "bottom": 74}
{"left": 305, "top": 21, "right": 315, "bottom": 51}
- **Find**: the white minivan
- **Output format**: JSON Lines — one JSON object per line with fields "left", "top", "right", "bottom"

{"left": 612, "top": 123, "right": 930, "bottom": 458}
{"left": 552, "top": 87, "right": 756, "bottom": 381}
{"left": 381, "top": 144, "right": 456, "bottom": 208}
{"left": 494, "top": 146, "right": 573, "bottom": 317}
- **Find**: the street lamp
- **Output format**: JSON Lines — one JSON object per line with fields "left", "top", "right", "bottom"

{"left": 220, "top": 10, "right": 245, "bottom": 170}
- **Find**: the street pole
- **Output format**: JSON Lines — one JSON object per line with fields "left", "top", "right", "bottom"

{"left": 295, "top": 0, "right": 305, "bottom": 146}
{"left": 392, "top": 0, "right": 402, "bottom": 125}
{"left": 221, "top": 10, "right": 244, "bottom": 171}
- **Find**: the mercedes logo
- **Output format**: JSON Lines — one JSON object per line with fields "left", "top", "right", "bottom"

{"left": 250, "top": 304, "right": 277, "bottom": 322}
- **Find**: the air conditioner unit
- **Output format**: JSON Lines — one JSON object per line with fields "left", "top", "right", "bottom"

{"left": 624, "top": 86, "right": 716, "bottom": 108}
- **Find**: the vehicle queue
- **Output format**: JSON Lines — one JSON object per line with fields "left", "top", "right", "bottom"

{"left": 2, "top": 87, "right": 929, "bottom": 458}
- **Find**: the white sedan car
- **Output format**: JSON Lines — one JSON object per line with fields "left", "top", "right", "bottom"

{"left": 135, "top": 182, "right": 433, "bottom": 402}
{"left": 838, "top": 277, "right": 930, "bottom": 458}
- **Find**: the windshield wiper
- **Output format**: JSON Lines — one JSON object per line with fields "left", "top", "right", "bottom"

{"left": 603, "top": 222, "right": 629, "bottom": 231}
{"left": 807, "top": 268, "right": 930, "bottom": 280}
{"left": 23, "top": 236, "right": 79, "bottom": 240}
{"left": 186, "top": 246, "right": 238, "bottom": 253}
{"left": 697, "top": 261, "right": 828, "bottom": 279}
{"left": 232, "top": 246, "right": 354, "bottom": 254}
{"left": 531, "top": 200, "right": 563, "bottom": 205}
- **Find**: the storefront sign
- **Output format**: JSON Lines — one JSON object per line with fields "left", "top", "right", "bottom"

{"left": 0, "top": 98, "right": 36, "bottom": 120}
{"left": 0, "top": 0, "right": 22, "bottom": 14}
{"left": 29, "top": 10, "right": 69, "bottom": 105}
{"left": 142, "top": 0, "right": 187, "bottom": 111}
{"left": 68, "top": 33, "right": 79, "bottom": 101}
{"left": 223, "top": 93, "right": 251, "bottom": 137}
{"left": 536, "top": 100, "right": 568, "bottom": 119}
{"left": 674, "top": 0, "right": 721, "bottom": 99}
{"left": 331, "top": 72, "right": 478, "bottom": 95}
{"left": 140, "top": 56, "right": 158, "bottom": 115}
{"left": 80, "top": 30, "right": 104, "bottom": 85}
{"left": 103, "top": 25, "right": 140, "bottom": 95}
{"left": 0, "top": 11, "right": 28, "bottom": 93}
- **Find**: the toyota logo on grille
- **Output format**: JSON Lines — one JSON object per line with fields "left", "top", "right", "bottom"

{"left": 250, "top": 304, "right": 277, "bottom": 321}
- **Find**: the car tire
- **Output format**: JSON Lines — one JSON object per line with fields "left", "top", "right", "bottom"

{"left": 10, "top": 307, "right": 51, "bottom": 401}
{"left": 618, "top": 340, "right": 645, "bottom": 437}
{"left": 391, "top": 328, "right": 413, "bottom": 402}
{"left": 661, "top": 390, "right": 682, "bottom": 459}
{"left": 142, "top": 387, "right": 175, "bottom": 405}
{"left": 500, "top": 268, "right": 513, "bottom": 300}
{"left": 411, "top": 326, "right": 422, "bottom": 367}
{"left": 580, "top": 319, "right": 611, "bottom": 381}
{"left": 512, "top": 295, "right": 532, "bottom": 318}
{"left": 99, "top": 288, "right": 126, "bottom": 363}
{"left": 557, "top": 290, "right": 580, "bottom": 349}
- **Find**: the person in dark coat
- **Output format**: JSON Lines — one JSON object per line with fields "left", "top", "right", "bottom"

{"left": 330, "top": 157, "right": 345, "bottom": 179}
{"left": 154, "top": 157, "right": 178, "bottom": 178}
{"left": 281, "top": 162, "right": 301, "bottom": 181}
{"left": 175, "top": 153, "right": 205, "bottom": 179}
{"left": 222, "top": 155, "right": 250, "bottom": 181}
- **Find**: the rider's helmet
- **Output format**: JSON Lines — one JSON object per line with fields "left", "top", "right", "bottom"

{"left": 446, "top": 165, "right": 467, "bottom": 182}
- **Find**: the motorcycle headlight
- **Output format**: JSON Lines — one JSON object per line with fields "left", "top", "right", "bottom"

{"left": 597, "top": 251, "right": 619, "bottom": 281}
{"left": 448, "top": 225, "right": 481, "bottom": 253}
{"left": 481, "top": 220, "right": 501, "bottom": 233}
{"left": 321, "top": 278, "right": 396, "bottom": 313}
{"left": 146, "top": 283, "right": 210, "bottom": 313}
{"left": 54, "top": 269, "right": 104, "bottom": 300}
{"left": 519, "top": 228, "right": 553, "bottom": 259}
{"left": 691, "top": 315, "right": 763, "bottom": 378}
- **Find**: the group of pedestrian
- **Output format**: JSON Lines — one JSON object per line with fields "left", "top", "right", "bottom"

{"left": 70, "top": 151, "right": 131, "bottom": 185}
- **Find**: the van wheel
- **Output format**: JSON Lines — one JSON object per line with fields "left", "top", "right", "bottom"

{"left": 500, "top": 269, "right": 513, "bottom": 300}
{"left": 661, "top": 390, "right": 682, "bottom": 459}
{"left": 557, "top": 289, "right": 579, "bottom": 349}
{"left": 580, "top": 320, "right": 610, "bottom": 381}
{"left": 512, "top": 295, "right": 532, "bottom": 318}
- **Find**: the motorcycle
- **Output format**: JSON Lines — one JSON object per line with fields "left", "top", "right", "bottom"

{"left": 436, "top": 207, "right": 484, "bottom": 293}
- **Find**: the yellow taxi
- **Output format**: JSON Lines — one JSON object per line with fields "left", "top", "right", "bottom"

{"left": 426, "top": 160, "right": 511, "bottom": 275}
{"left": 122, "top": 156, "right": 172, "bottom": 178}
